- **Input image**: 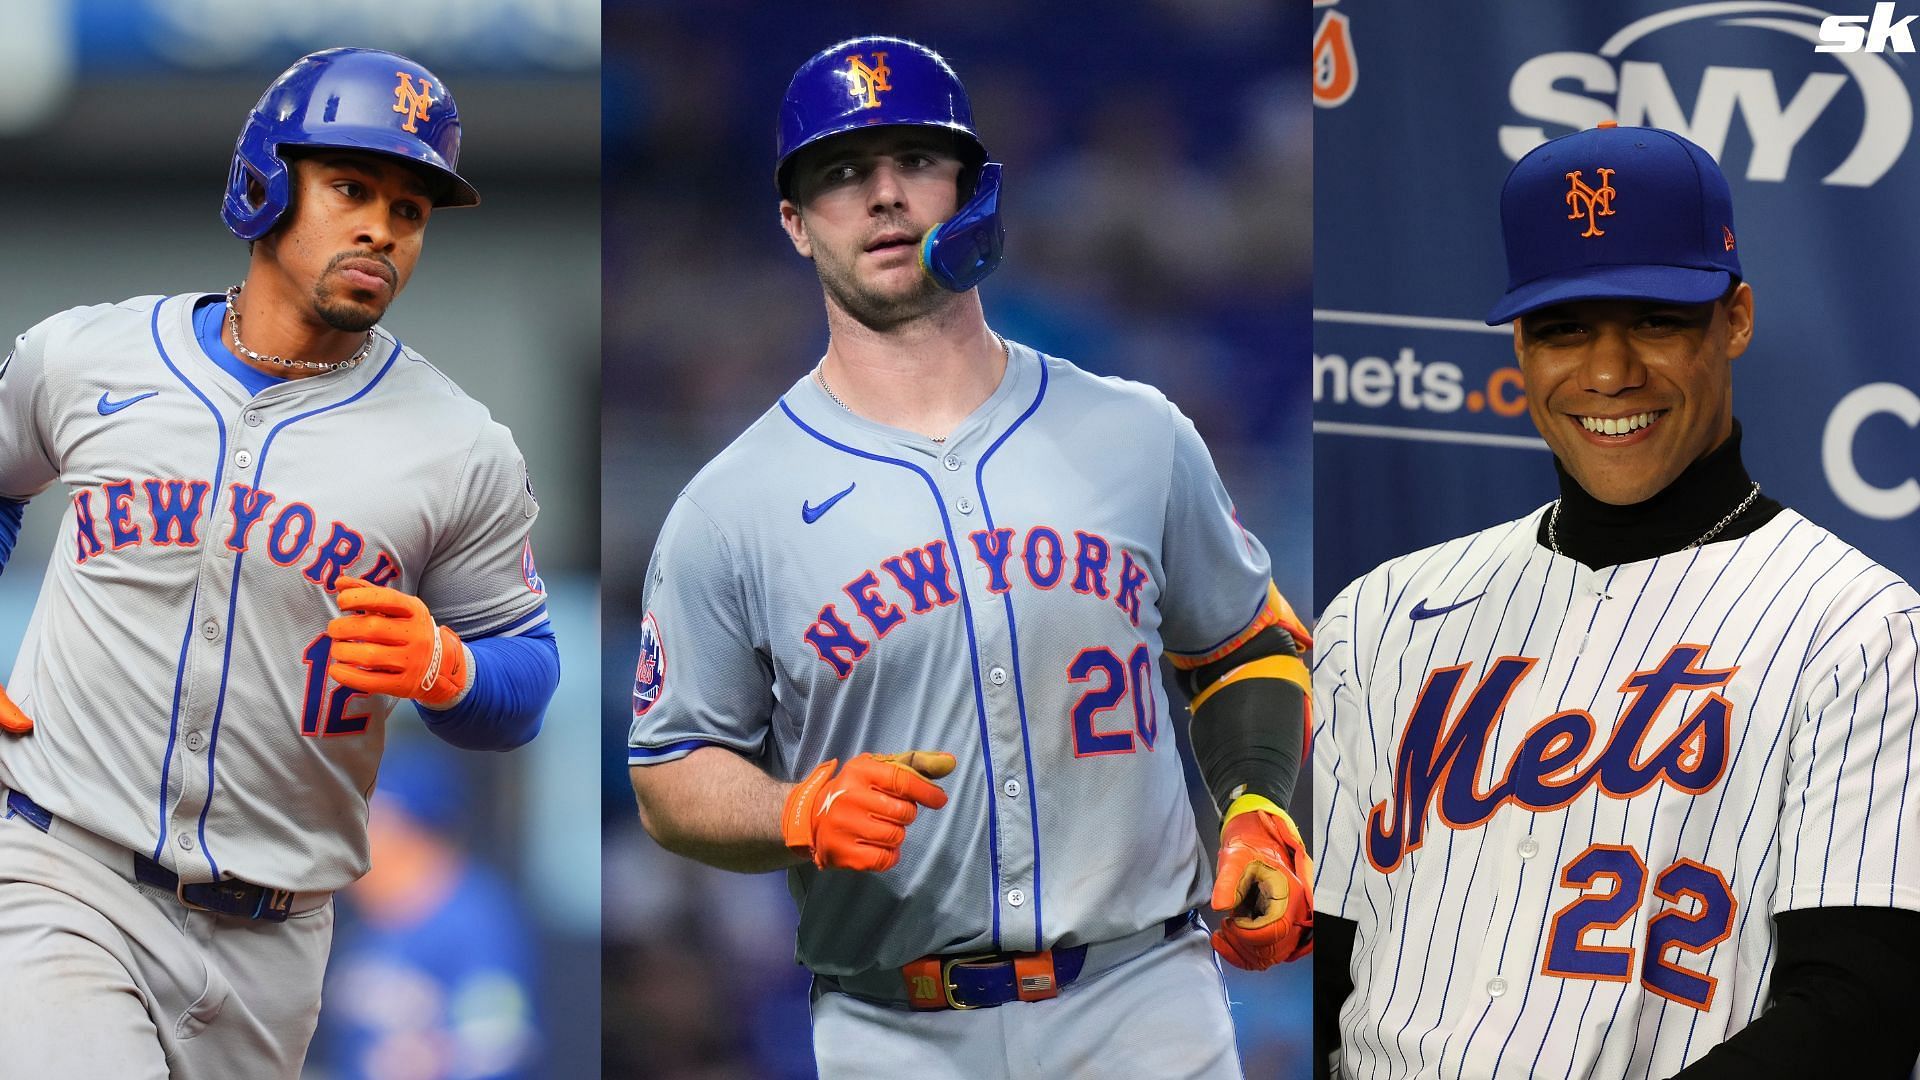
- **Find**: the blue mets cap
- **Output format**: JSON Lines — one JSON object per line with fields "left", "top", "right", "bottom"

{"left": 775, "top": 36, "right": 988, "bottom": 200}
{"left": 1486, "top": 123, "right": 1741, "bottom": 325}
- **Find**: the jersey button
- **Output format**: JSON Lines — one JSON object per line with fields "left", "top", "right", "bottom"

{"left": 234, "top": 449, "right": 254, "bottom": 469}
{"left": 1002, "top": 779, "right": 1021, "bottom": 798}
{"left": 1517, "top": 838, "right": 1539, "bottom": 859}
{"left": 1007, "top": 888, "right": 1026, "bottom": 908}
{"left": 988, "top": 666, "right": 1007, "bottom": 686}
{"left": 942, "top": 454, "right": 962, "bottom": 472}
{"left": 244, "top": 411, "right": 263, "bottom": 427}
{"left": 956, "top": 497, "right": 973, "bottom": 515}
{"left": 201, "top": 619, "right": 220, "bottom": 641}
{"left": 1487, "top": 977, "right": 1507, "bottom": 997}
{"left": 186, "top": 730, "right": 204, "bottom": 752}
{"left": 178, "top": 834, "right": 195, "bottom": 851}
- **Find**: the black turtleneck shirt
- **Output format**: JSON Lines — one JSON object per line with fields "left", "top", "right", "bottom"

{"left": 1315, "top": 422, "right": 1920, "bottom": 1080}
{"left": 1534, "top": 421, "right": 1783, "bottom": 569}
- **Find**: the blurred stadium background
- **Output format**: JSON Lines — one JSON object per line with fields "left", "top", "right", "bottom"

{"left": 0, "top": 2, "right": 599, "bottom": 1078}
{"left": 601, "top": 3, "right": 1312, "bottom": 1078}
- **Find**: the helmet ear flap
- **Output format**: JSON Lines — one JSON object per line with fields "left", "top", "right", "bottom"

{"left": 235, "top": 159, "right": 268, "bottom": 214}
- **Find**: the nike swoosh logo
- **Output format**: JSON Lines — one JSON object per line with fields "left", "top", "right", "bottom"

{"left": 97, "top": 391, "right": 159, "bottom": 416}
{"left": 1409, "top": 593, "right": 1485, "bottom": 621}
{"left": 802, "top": 482, "right": 856, "bottom": 525}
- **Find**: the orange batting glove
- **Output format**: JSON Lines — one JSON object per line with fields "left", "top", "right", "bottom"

{"left": 325, "top": 577, "right": 470, "bottom": 709}
{"left": 781, "top": 751, "right": 956, "bottom": 872}
{"left": 0, "top": 683, "right": 31, "bottom": 735}
{"left": 1210, "top": 794, "right": 1314, "bottom": 970}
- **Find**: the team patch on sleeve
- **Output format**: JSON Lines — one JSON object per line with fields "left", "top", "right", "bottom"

{"left": 632, "top": 612, "right": 665, "bottom": 718}
{"left": 521, "top": 539, "right": 546, "bottom": 595}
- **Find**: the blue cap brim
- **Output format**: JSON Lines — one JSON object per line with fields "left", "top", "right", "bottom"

{"left": 1486, "top": 265, "right": 1731, "bottom": 325}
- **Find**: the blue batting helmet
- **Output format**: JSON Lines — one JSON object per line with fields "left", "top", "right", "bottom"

{"left": 222, "top": 47, "right": 480, "bottom": 242}
{"left": 776, "top": 36, "right": 1005, "bottom": 292}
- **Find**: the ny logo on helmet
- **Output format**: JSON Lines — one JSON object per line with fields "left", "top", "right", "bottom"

{"left": 1565, "top": 168, "right": 1617, "bottom": 238}
{"left": 844, "top": 52, "right": 892, "bottom": 109}
{"left": 391, "top": 72, "right": 436, "bottom": 134}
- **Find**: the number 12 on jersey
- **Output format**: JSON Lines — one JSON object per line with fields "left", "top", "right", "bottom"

{"left": 299, "top": 635, "right": 372, "bottom": 737}
{"left": 1542, "top": 843, "right": 1738, "bottom": 1010}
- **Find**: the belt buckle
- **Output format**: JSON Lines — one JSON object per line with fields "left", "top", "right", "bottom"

{"left": 174, "top": 878, "right": 213, "bottom": 913}
{"left": 939, "top": 952, "right": 1000, "bottom": 1010}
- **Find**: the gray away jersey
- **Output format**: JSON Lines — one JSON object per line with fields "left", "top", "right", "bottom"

{"left": 628, "top": 342, "right": 1286, "bottom": 977}
{"left": 0, "top": 295, "right": 548, "bottom": 893}
{"left": 1312, "top": 507, "right": 1920, "bottom": 1080}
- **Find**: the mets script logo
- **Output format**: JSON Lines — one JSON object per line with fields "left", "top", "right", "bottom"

{"left": 392, "top": 72, "right": 436, "bottom": 134}
{"left": 845, "top": 52, "right": 892, "bottom": 109}
{"left": 1366, "top": 645, "right": 1735, "bottom": 872}
{"left": 632, "top": 612, "right": 666, "bottom": 719}
{"left": 1565, "top": 168, "right": 1617, "bottom": 237}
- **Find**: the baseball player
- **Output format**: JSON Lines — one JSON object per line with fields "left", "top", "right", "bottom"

{"left": 0, "top": 49, "right": 558, "bottom": 1077}
{"left": 625, "top": 36, "right": 1313, "bottom": 1078}
{"left": 1312, "top": 123, "right": 1920, "bottom": 1079}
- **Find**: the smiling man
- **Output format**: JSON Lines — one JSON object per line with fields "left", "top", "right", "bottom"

{"left": 626, "top": 36, "right": 1313, "bottom": 1078}
{"left": 1311, "top": 124, "right": 1920, "bottom": 1078}
{"left": 0, "top": 49, "right": 557, "bottom": 1077}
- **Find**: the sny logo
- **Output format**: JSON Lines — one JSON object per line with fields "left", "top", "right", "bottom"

{"left": 1819, "top": 2, "right": 1917, "bottom": 52}
{"left": 1565, "top": 168, "right": 1616, "bottom": 238}
{"left": 845, "top": 52, "right": 892, "bottom": 109}
{"left": 391, "top": 72, "right": 435, "bottom": 134}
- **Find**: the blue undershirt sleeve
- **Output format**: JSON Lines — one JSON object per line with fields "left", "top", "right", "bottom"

{"left": 416, "top": 623, "right": 559, "bottom": 751}
{"left": 0, "top": 497, "right": 25, "bottom": 577}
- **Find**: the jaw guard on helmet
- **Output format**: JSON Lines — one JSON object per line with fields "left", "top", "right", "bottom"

{"left": 777, "top": 36, "right": 1005, "bottom": 292}
{"left": 919, "top": 162, "right": 1003, "bottom": 293}
{"left": 223, "top": 47, "right": 480, "bottom": 242}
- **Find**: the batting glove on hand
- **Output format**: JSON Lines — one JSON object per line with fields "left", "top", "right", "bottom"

{"left": 1210, "top": 795, "right": 1314, "bottom": 970}
{"left": 0, "top": 683, "right": 31, "bottom": 736}
{"left": 781, "top": 751, "right": 956, "bottom": 872}
{"left": 325, "top": 577, "right": 470, "bottom": 709}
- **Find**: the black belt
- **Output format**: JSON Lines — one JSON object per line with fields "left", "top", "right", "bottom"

{"left": 5, "top": 789, "right": 297, "bottom": 922}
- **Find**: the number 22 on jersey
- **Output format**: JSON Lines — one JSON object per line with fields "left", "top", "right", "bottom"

{"left": 1544, "top": 844, "right": 1737, "bottom": 1010}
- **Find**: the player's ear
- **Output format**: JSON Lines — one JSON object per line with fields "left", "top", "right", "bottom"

{"left": 779, "top": 200, "right": 813, "bottom": 260}
{"left": 1722, "top": 282, "right": 1754, "bottom": 362}
{"left": 1510, "top": 319, "right": 1524, "bottom": 362}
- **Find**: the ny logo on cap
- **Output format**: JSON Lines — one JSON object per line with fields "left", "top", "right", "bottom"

{"left": 391, "top": 72, "right": 435, "bottom": 134}
{"left": 1564, "top": 168, "right": 1617, "bottom": 238}
{"left": 1723, "top": 225, "right": 1736, "bottom": 251}
{"left": 845, "top": 52, "right": 892, "bottom": 109}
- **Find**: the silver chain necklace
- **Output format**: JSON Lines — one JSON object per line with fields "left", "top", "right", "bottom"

{"left": 815, "top": 334, "right": 1010, "bottom": 445}
{"left": 224, "top": 284, "right": 374, "bottom": 374}
{"left": 1549, "top": 481, "right": 1762, "bottom": 557}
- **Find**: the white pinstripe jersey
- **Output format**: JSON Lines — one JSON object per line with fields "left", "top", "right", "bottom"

{"left": 1312, "top": 506, "right": 1920, "bottom": 1079}
{"left": 0, "top": 295, "right": 547, "bottom": 892}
